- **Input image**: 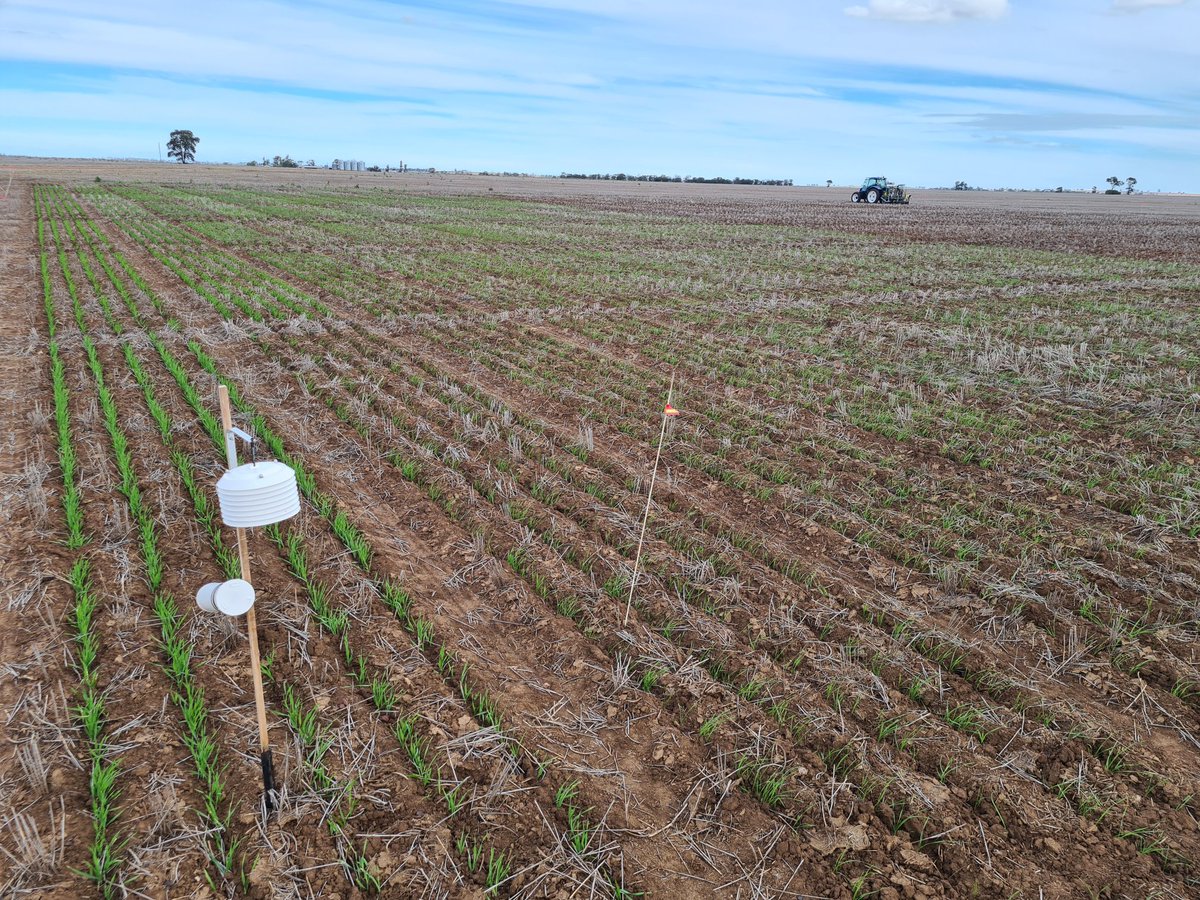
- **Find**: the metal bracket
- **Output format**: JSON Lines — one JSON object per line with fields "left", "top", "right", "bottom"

{"left": 224, "top": 426, "right": 258, "bottom": 467}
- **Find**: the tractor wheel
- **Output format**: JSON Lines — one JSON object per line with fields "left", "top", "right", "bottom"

{"left": 866, "top": 189, "right": 880, "bottom": 204}
{"left": 851, "top": 193, "right": 860, "bottom": 202}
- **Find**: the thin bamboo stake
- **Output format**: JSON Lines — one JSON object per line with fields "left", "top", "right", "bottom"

{"left": 623, "top": 372, "right": 674, "bottom": 628}
{"left": 218, "top": 385, "right": 276, "bottom": 812}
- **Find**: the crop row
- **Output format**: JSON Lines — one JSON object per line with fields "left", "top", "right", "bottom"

{"left": 48, "top": 180, "right": 1200, "bottom": 896}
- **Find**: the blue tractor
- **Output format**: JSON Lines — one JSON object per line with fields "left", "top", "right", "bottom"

{"left": 851, "top": 176, "right": 910, "bottom": 204}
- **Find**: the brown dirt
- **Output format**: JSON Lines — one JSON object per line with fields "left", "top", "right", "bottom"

{"left": 0, "top": 177, "right": 93, "bottom": 897}
{"left": 4, "top": 159, "right": 1200, "bottom": 899}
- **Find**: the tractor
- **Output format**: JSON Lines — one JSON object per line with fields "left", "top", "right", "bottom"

{"left": 851, "top": 176, "right": 910, "bottom": 204}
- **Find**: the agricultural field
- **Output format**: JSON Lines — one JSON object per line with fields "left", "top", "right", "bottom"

{"left": 1, "top": 166, "right": 1199, "bottom": 900}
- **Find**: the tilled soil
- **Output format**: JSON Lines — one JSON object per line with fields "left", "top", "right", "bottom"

{"left": 3, "top": 165, "right": 1199, "bottom": 899}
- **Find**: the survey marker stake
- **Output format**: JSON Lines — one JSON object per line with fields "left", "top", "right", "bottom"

{"left": 624, "top": 372, "right": 677, "bottom": 628}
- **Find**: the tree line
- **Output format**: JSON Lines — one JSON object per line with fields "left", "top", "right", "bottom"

{"left": 560, "top": 173, "right": 793, "bottom": 185}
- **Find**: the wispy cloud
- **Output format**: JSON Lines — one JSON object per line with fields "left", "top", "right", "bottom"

{"left": 952, "top": 112, "right": 1199, "bottom": 132}
{"left": 844, "top": 0, "right": 1008, "bottom": 22}
{"left": 1111, "top": 0, "right": 1187, "bottom": 11}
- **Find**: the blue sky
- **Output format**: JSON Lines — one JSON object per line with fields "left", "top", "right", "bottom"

{"left": 1, "top": 0, "right": 1196, "bottom": 189}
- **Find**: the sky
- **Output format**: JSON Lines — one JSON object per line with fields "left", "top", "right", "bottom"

{"left": 1, "top": 0, "right": 1197, "bottom": 190}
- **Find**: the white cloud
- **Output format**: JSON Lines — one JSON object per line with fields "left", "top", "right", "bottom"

{"left": 845, "top": 0, "right": 1009, "bottom": 22}
{"left": 1111, "top": 0, "right": 1187, "bottom": 10}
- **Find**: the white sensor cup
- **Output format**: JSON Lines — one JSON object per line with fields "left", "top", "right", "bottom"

{"left": 196, "top": 579, "right": 256, "bottom": 616}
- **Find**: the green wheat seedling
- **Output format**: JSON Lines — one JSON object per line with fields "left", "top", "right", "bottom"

{"left": 1092, "top": 738, "right": 1129, "bottom": 774}
{"left": 82, "top": 759, "right": 125, "bottom": 895}
{"left": 346, "top": 848, "right": 382, "bottom": 892}
{"left": 566, "top": 804, "right": 595, "bottom": 856}
{"left": 332, "top": 510, "right": 373, "bottom": 569}
{"left": 484, "top": 848, "right": 510, "bottom": 894}
{"left": 441, "top": 781, "right": 468, "bottom": 816}
{"left": 550, "top": 776, "right": 609, "bottom": 867}
{"left": 1117, "top": 824, "right": 1171, "bottom": 859}
{"left": 470, "top": 690, "right": 503, "bottom": 730}
{"left": 379, "top": 578, "right": 413, "bottom": 621}
{"left": 464, "top": 837, "right": 484, "bottom": 872}
{"left": 556, "top": 594, "right": 583, "bottom": 622}
{"left": 124, "top": 284, "right": 641, "bottom": 888}
{"left": 47, "top": 341, "right": 88, "bottom": 548}
{"left": 370, "top": 676, "right": 397, "bottom": 711}
{"left": 1171, "top": 679, "right": 1199, "bottom": 701}
{"left": 413, "top": 617, "right": 436, "bottom": 650}
{"left": 176, "top": 336, "right": 522, "bottom": 763}
{"left": 275, "top": 679, "right": 378, "bottom": 889}
{"left": 943, "top": 703, "right": 995, "bottom": 744}
{"left": 848, "top": 868, "right": 881, "bottom": 900}
{"left": 639, "top": 667, "right": 665, "bottom": 693}
{"left": 876, "top": 713, "right": 905, "bottom": 744}
{"left": 69, "top": 559, "right": 100, "bottom": 687}
{"left": 1055, "top": 779, "right": 1118, "bottom": 823}
{"left": 157, "top": 594, "right": 240, "bottom": 880}
{"left": 733, "top": 753, "right": 791, "bottom": 809}
{"left": 602, "top": 574, "right": 627, "bottom": 600}
{"left": 280, "top": 683, "right": 331, "bottom": 776}
{"left": 737, "top": 678, "right": 769, "bottom": 702}
{"left": 699, "top": 710, "right": 731, "bottom": 742}
{"left": 394, "top": 716, "right": 438, "bottom": 788}
{"left": 554, "top": 779, "right": 580, "bottom": 809}
{"left": 63, "top": 557, "right": 128, "bottom": 897}
{"left": 51, "top": 233, "right": 242, "bottom": 887}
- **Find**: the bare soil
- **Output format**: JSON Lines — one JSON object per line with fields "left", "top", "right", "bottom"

{"left": 3, "top": 158, "right": 1199, "bottom": 899}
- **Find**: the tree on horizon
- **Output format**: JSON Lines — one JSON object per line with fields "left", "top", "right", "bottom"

{"left": 166, "top": 129, "right": 199, "bottom": 164}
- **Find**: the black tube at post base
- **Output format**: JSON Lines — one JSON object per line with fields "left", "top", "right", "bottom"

{"left": 261, "top": 749, "right": 277, "bottom": 813}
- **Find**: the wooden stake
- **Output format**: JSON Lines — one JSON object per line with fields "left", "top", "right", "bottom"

{"left": 623, "top": 372, "right": 674, "bottom": 628}
{"left": 218, "top": 385, "right": 276, "bottom": 812}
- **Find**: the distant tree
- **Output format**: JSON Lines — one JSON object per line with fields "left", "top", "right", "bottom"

{"left": 953, "top": 180, "right": 970, "bottom": 190}
{"left": 271, "top": 155, "right": 298, "bottom": 168}
{"left": 1126, "top": 176, "right": 1137, "bottom": 195}
{"left": 1106, "top": 176, "right": 1124, "bottom": 191}
{"left": 826, "top": 179, "right": 832, "bottom": 188}
{"left": 1092, "top": 186, "right": 1098, "bottom": 193}
{"left": 246, "top": 160, "right": 257, "bottom": 166}
{"left": 166, "top": 129, "right": 199, "bottom": 164}
{"left": 306, "top": 159, "right": 315, "bottom": 168}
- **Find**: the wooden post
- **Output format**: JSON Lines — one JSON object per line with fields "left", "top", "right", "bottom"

{"left": 623, "top": 373, "right": 674, "bottom": 628}
{"left": 218, "top": 385, "right": 276, "bottom": 812}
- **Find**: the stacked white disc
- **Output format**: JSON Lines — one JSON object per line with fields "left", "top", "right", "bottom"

{"left": 216, "top": 460, "right": 301, "bottom": 528}
{"left": 196, "top": 578, "right": 257, "bottom": 615}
